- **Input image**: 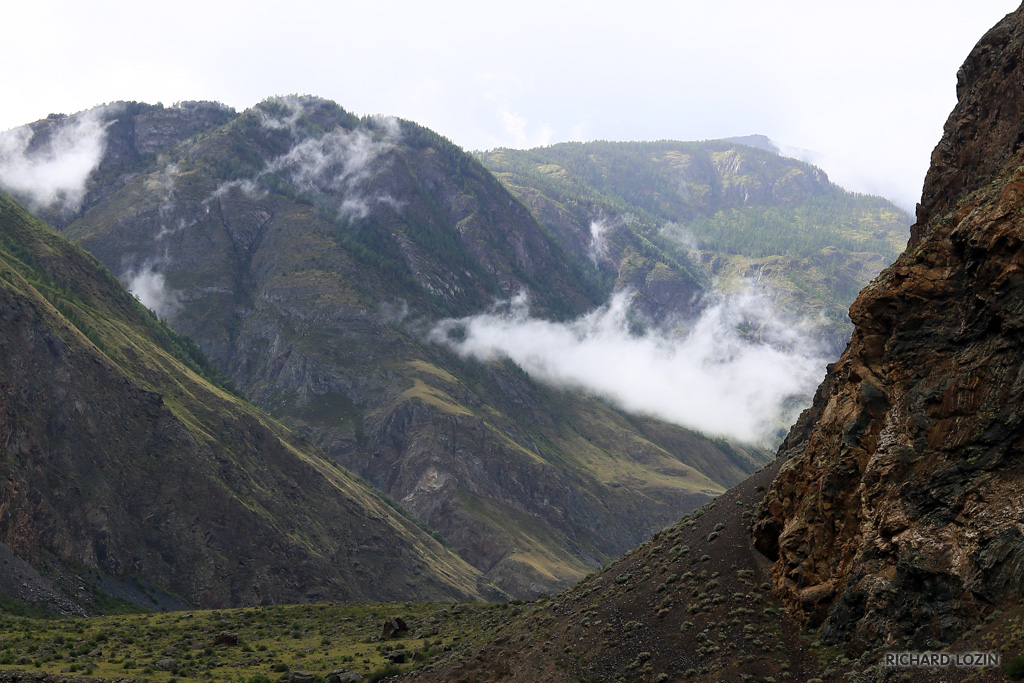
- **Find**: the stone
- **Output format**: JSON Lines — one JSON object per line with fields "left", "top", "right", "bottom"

{"left": 213, "top": 631, "right": 238, "bottom": 646}
{"left": 381, "top": 616, "right": 408, "bottom": 639}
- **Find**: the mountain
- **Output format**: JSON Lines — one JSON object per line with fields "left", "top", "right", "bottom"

{"left": 406, "top": 5, "right": 1024, "bottom": 681}
{"left": 0, "top": 191, "right": 493, "bottom": 612}
{"left": 2, "top": 99, "right": 769, "bottom": 598}
{"left": 477, "top": 139, "right": 911, "bottom": 355}
{"left": 723, "top": 134, "right": 781, "bottom": 153}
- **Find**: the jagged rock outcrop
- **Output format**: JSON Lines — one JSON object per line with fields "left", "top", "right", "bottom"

{"left": 754, "top": 4, "right": 1024, "bottom": 653}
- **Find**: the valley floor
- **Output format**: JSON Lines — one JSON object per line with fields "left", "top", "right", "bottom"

{"left": 0, "top": 601, "right": 517, "bottom": 682}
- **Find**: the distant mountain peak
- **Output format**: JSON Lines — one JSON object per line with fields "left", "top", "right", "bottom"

{"left": 722, "top": 134, "right": 779, "bottom": 153}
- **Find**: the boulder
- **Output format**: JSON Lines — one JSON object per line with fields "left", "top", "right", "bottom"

{"left": 380, "top": 616, "right": 408, "bottom": 639}
{"left": 213, "top": 631, "right": 238, "bottom": 646}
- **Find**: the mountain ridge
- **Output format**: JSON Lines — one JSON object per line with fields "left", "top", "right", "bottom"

{"left": 0, "top": 96, "right": 912, "bottom": 599}
{"left": 4, "top": 98, "right": 780, "bottom": 597}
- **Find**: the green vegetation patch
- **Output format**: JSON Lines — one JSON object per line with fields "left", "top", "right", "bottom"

{"left": 0, "top": 601, "right": 517, "bottom": 681}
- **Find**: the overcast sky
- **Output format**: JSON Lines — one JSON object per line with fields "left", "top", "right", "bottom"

{"left": 3, "top": 1, "right": 1018, "bottom": 211}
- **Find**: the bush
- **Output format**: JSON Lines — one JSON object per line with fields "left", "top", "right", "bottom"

{"left": 1006, "top": 655, "right": 1024, "bottom": 680}
{"left": 366, "top": 665, "right": 403, "bottom": 682}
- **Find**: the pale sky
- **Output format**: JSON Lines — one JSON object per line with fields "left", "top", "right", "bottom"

{"left": 3, "top": 1, "right": 1019, "bottom": 211}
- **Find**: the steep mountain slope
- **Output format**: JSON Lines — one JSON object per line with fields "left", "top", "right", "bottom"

{"left": 0, "top": 191, "right": 492, "bottom": 611}
{"left": 407, "top": 459, "right": 829, "bottom": 682}
{"left": 753, "top": 4, "right": 1024, "bottom": 652}
{"left": 4, "top": 99, "right": 767, "bottom": 598}
{"left": 478, "top": 140, "right": 912, "bottom": 354}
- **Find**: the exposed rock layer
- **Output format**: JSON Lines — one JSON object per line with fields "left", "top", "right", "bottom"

{"left": 754, "top": 4, "right": 1024, "bottom": 651}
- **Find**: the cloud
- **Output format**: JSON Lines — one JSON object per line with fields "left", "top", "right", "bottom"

{"left": 0, "top": 108, "right": 109, "bottom": 212}
{"left": 124, "top": 264, "right": 177, "bottom": 318}
{"left": 499, "top": 109, "right": 554, "bottom": 149}
{"left": 249, "top": 99, "right": 399, "bottom": 222}
{"left": 145, "top": 162, "right": 193, "bottom": 239}
{"left": 255, "top": 96, "right": 305, "bottom": 131}
{"left": 378, "top": 298, "right": 410, "bottom": 325}
{"left": 659, "top": 221, "right": 701, "bottom": 261}
{"left": 269, "top": 125, "right": 386, "bottom": 191}
{"left": 588, "top": 219, "right": 610, "bottom": 265}
{"left": 370, "top": 114, "right": 402, "bottom": 139}
{"left": 430, "top": 283, "right": 828, "bottom": 445}
{"left": 266, "top": 125, "right": 395, "bottom": 222}
{"left": 209, "top": 177, "right": 264, "bottom": 201}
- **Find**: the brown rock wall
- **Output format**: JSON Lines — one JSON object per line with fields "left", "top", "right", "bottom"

{"left": 754, "top": 4, "right": 1024, "bottom": 652}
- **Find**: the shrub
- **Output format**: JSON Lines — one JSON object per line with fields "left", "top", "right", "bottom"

{"left": 366, "top": 665, "right": 403, "bottom": 682}
{"left": 1006, "top": 655, "right": 1024, "bottom": 680}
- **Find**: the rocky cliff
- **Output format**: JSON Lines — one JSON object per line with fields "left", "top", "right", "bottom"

{"left": 754, "top": 4, "right": 1024, "bottom": 652}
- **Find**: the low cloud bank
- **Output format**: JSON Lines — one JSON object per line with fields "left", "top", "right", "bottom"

{"left": 0, "top": 109, "right": 108, "bottom": 212}
{"left": 430, "top": 284, "right": 828, "bottom": 445}
{"left": 588, "top": 219, "right": 609, "bottom": 264}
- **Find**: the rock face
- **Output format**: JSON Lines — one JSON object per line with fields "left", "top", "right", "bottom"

{"left": 754, "top": 4, "right": 1024, "bottom": 652}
